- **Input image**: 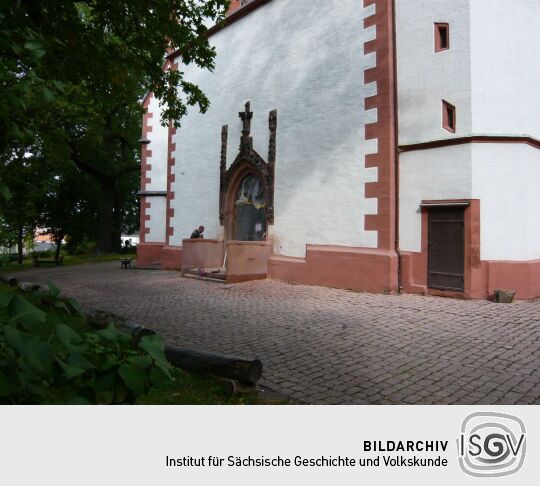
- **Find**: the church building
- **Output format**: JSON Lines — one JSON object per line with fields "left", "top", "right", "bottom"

{"left": 137, "top": 0, "right": 540, "bottom": 300}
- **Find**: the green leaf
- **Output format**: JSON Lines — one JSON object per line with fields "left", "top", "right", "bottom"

{"left": 0, "top": 185, "right": 10, "bottom": 202}
{"left": 66, "top": 298, "right": 82, "bottom": 316}
{"left": 94, "top": 353, "right": 119, "bottom": 371}
{"left": 97, "top": 324, "right": 130, "bottom": 344}
{"left": 68, "top": 352, "right": 95, "bottom": 371}
{"left": 56, "top": 357, "right": 86, "bottom": 379}
{"left": 26, "top": 342, "right": 55, "bottom": 376}
{"left": 56, "top": 323, "right": 83, "bottom": 348}
{"left": 11, "top": 43, "right": 23, "bottom": 56}
{"left": 3, "top": 325, "right": 31, "bottom": 354}
{"left": 66, "top": 396, "right": 90, "bottom": 405}
{"left": 47, "top": 281, "right": 60, "bottom": 298}
{"left": 54, "top": 300, "right": 69, "bottom": 313}
{"left": 7, "top": 295, "right": 46, "bottom": 330}
{"left": 0, "top": 292, "right": 14, "bottom": 308}
{"left": 118, "top": 363, "right": 147, "bottom": 395}
{"left": 52, "top": 80, "right": 64, "bottom": 91}
{"left": 42, "top": 87, "right": 55, "bottom": 103}
{"left": 0, "top": 370, "right": 11, "bottom": 397}
{"left": 139, "top": 334, "right": 173, "bottom": 378}
{"left": 113, "top": 382, "right": 130, "bottom": 404}
{"left": 126, "top": 355, "right": 152, "bottom": 370}
{"left": 24, "top": 40, "right": 46, "bottom": 58}
{"left": 95, "top": 369, "right": 118, "bottom": 394}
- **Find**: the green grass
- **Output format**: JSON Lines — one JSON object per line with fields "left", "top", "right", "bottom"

{"left": 137, "top": 368, "right": 285, "bottom": 405}
{"left": 0, "top": 252, "right": 136, "bottom": 272}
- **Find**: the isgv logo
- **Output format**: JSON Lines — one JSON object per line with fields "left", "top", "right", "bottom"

{"left": 457, "top": 412, "right": 526, "bottom": 477}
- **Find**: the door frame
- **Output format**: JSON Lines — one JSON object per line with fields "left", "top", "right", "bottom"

{"left": 426, "top": 205, "right": 465, "bottom": 291}
{"left": 222, "top": 161, "right": 269, "bottom": 242}
{"left": 419, "top": 199, "right": 482, "bottom": 298}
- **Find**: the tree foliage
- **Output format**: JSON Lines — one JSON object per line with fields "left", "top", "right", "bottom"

{"left": 0, "top": 283, "right": 173, "bottom": 404}
{"left": 0, "top": 0, "right": 230, "bottom": 253}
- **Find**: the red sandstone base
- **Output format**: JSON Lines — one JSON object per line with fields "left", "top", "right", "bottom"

{"left": 401, "top": 251, "right": 540, "bottom": 300}
{"left": 226, "top": 240, "right": 272, "bottom": 284}
{"left": 138, "top": 241, "right": 539, "bottom": 300}
{"left": 400, "top": 200, "right": 540, "bottom": 300}
{"left": 269, "top": 245, "right": 399, "bottom": 294}
{"left": 136, "top": 243, "right": 164, "bottom": 268}
{"left": 181, "top": 239, "right": 224, "bottom": 271}
{"left": 161, "top": 245, "right": 183, "bottom": 271}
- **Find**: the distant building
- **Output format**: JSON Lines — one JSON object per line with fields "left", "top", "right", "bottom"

{"left": 121, "top": 235, "right": 140, "bottom": 247}
{"left": 137, "top": 0, "right": 540, "bottom": 299}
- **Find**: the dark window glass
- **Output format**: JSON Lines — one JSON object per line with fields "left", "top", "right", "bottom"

{"left": 435, "top": 23, "right": 450, "bottom": 52}
{"left": 235, "top": 175, "right": 266, "bottom": 241}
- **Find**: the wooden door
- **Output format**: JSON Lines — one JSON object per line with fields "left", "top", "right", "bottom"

{"left": 428, "top": 207, "right": 465, "bottom": 291}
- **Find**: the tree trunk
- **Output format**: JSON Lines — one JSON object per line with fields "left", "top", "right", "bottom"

{"left": 17, "top": 226, "right": 23, "bottom": 264}
{"left": 55, "top": 234, "right": 63, "bottom": 261}
{"left": 96, "top": 178, "right": 115, "bottom": 254}
{"left": 112, "top": 190, "right": 123, "bottom": 253}
{"left": 164, "top": 346, "right": 263, "bottom": 385}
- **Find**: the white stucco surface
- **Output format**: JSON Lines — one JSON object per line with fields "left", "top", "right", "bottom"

{"left": 399, "top": 144, "right": 472, "bottom": 252}
{"left": 144, "top": 95, "right": 169, "bottom": 243}
{"left": 397, "top": 0, "right": 540, "bottom": 143}
{"left": 400, "top": 142, "right": 540, "bottom": 260}
{"left": 396, "top": 0, "right": 472, "bottom": 145}
{"left": 397, "top": 0, "right": 540, "bottom": 262}
{"left": 146, "top": 96, "right": 169, "bottom": 192}
{"left": 145, "top": 197, "right": 167, "bottom": 243}
{"left": 472, "top": 143, "right": 540, "bottom": 261}
{"left": 470, "top": 0, "right": 540, "bottom": 139}
{"left": 166, "top": 0, "right": 379, "bottom": 257}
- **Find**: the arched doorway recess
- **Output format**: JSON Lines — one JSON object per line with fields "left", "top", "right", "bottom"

{"left": 219, "top": 102, "right": 277, "bottom": 242}
{"left": 234, "top": 173, "right": 267, "bottom": 241}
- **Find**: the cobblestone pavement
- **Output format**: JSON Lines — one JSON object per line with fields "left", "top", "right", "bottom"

{"left": 15, "top": 262, "right": 540, "bottom": 405}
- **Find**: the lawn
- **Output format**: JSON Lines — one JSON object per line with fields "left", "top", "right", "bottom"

{"left": 0, "top": 252, "right": 136, "bottom": 272}
{"left": 137, "top": 368, "right": 283, "bottom": 405}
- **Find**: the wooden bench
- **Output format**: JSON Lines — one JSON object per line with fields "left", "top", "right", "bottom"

{"left": 33, "top": 255, "right": 64, "bottom": 267}
{"left": 120, "top": 258, "right": 132, "bottom": 269}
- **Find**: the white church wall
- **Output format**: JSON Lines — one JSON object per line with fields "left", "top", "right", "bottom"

{"left": 472, "top": 143, "right": 540, "bottom": 262}
{"left": 470, "top": 0, "right": 540, "bottom": 139}
{"left": 399, "top": 142, "right": 540, "bottom": 261}
{"left": 145, "top": 197, "right": 167, "bottom": 243}
{"left": 144, "top": 95, "right": 169, "bottom": 243}
{"left": 168, "top": 0, "right": 379, "bottom": 257}
{"left": 146, "top": 96, "right": 169, "bottom": 192}
{"left": 396, "top": 0, "right": 472, "bottom": 145}
{"left": 399, "top": 144, "right": 472, "bottom": 253}
{"left": 396, "top": 0, "right": 540, "bottom": 261}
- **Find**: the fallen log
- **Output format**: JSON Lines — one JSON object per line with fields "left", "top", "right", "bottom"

{"left": 0, "top": 275, "right": 18, "bottom": 286}
{"left": 123, "top": 321, "right": 156, "bottom": 344}
{"left": 165, "top": 345, "right": 263, "bottom": 385}
{"left": 101, "top": 320, "right": 263, "bottom": 385}
{"left": 18, "top": 281, "right": 42, "bottom": 292}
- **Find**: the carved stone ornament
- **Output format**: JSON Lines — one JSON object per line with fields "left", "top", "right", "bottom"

{"left": 219, "top": 102, "right": 276, "bottom": 226}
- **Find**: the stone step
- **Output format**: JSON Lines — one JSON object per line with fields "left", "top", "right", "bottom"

{"left": 134, "top": 264, "right": 162, "bottom": 271}
{"left": 183, "top": 267, "right": 227, "bottom": 283}
{"left": 182, "top": 273, "right": 226, "bottom": 284}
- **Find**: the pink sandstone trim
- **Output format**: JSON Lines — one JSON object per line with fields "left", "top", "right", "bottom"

{"left": 165, "top": 59, "right": 179, "bottom": 244}
{"left": 139, "top": 92, "right": 154, "bottom": 243}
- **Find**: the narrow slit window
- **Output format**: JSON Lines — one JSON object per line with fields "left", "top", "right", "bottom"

{"left": 435, "top": 23, "right": 449, "bottom": 52}
{"left": 442, "top": 100, "right": 456, "bottom": 132}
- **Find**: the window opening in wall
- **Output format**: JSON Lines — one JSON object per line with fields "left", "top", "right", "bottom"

{"left": 435, "top": 23, "right": 449, "bottom": 52}
{"left": 234, "top": 174, "right": 266, "bottom": 241}
{"left": 442, "top": 100, "right": 456, "bottom": 133}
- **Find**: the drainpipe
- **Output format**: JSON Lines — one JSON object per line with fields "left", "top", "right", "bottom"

{"left": 391, "top": 0, "right": 402, "bottom": 293}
